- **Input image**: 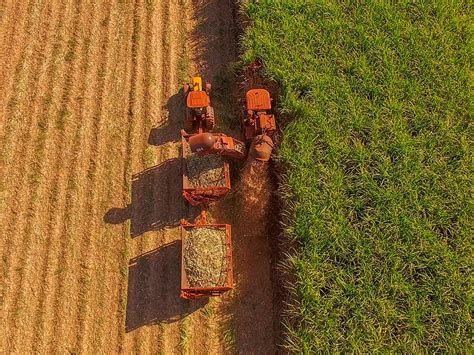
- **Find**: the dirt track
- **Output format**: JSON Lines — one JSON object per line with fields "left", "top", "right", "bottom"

{"left": 0, "top": 0, "right": 277, "bottom": 353}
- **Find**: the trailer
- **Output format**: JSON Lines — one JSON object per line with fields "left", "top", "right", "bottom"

{"left": 181, "top": 134, "right": 231, "bottom": 206}
{"left": 180, "top": 219, "right": 233, "bottom": 299}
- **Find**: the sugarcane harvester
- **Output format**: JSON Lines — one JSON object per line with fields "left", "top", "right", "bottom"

{"left": 183, "top": 77, "right": 215, "bottom": 133}
{"left": 242, "top": 89, "right": 277, "bottom": 161}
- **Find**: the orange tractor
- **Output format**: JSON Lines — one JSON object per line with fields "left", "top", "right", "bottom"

{"left": 183, "top": 77, "right": 214, "bottom": 133}
{"left": 242, "top": 89, "right": 277, "bottom": 161}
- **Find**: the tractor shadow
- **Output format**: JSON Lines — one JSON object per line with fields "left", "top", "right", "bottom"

{"left": 148, "top": 91, "right": 183, "bottom": 146}
{"left": 125, "top": 240, "right": 208, "bottom": 331}
{"left": 104, "top": 158, "right": 189, "bottom": 237}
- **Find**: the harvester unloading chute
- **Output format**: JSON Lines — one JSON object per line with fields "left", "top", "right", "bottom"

{"left": 186, "top": 131, "right": 246, "bottom": 160}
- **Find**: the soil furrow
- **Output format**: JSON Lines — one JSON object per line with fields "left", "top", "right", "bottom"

{"left": 117, "top": 1, "right": 141, "bottom": 347}
{"left": 139, "top": 3, "right": 165, "bottom": 353}
{"left": 160, "top": 0, "right": 171, "bottom": 103}
{"left": 154, "top": 2, "right": 183, "bottom": 354}
{"left": 132, "top": 2, "right": 160, "bottom": 352}
{"left": 112, "top": 2, "right": 137, "bottom": 351}
{"left": 121, "top": 0, "right": 152, "bottom": 352}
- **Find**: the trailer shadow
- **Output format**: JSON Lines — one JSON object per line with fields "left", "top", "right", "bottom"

{"left": 125, "top": 240, "right": 207, "bottom": 331}
{"left": 104, "top": 158, "right": 188, "bottom": 237}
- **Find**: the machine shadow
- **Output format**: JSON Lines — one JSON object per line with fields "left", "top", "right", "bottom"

{"left": 104, "top": 158, "right": 187, "bottom": 237}
{"left": 148, "top": 91, "right": 183, "bottom": 146}
{"left": 125, "top": 240, "right": 208, "bottom": 331}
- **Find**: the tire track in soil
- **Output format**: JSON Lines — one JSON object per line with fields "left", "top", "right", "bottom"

{"left": 149, "top": 0, "right": 174, "bottom": 353}
{"left": 135, "top": 1, "right": 166, "bottom": 353}
{"left": 149, "top": 0, "right": 183, "bottom": 353}
{"left": 122, "top": 0, "right": 152, "bottom": 352}
{"left": 189, "top": 1, "right": 278, "bottom": 353}
{"left": 113, "top": 2, "right": 138, "bottom": 350}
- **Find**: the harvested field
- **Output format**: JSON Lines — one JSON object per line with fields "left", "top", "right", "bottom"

{"left": 183, "top": 227, "right": 228, "bottom": 288}
{"left": 0, "top": 0, "right": 277, "bottom": 353}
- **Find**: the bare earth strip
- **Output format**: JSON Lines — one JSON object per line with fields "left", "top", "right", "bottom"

{"left": 0, "top": 0, "right": 277, "bottom": 353}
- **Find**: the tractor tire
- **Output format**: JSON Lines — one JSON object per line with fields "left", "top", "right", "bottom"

{"left": 205, "top": 106, "right": 215, "bottom": 131}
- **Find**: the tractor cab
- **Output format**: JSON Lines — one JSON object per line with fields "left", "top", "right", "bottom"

{"left": 186, "top": 90, "right": 209, "bottom": 111}
{"left": 243, "top": 89, "right": 276, "bottom": 142}
{"left": 183, "top": 77, "right": 215, "bottom": 133}
{"left": 246, "top": 88, "right": 272, "bottom": 111}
